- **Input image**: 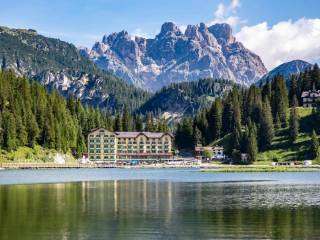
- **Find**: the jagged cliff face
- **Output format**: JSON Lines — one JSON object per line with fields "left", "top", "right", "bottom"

{"left": 83, "top": 22, "right": 267, "bottom": 91}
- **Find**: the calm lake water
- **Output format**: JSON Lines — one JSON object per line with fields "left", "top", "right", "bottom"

{"left": 1, "top": 169, "right": 320, "bottom": 239}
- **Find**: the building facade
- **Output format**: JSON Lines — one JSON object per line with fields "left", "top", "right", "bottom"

{"left": 194, "top": 145, "right": 225, "bottom": 161}
{"left": 301, "top": 89, "right": 320, "bottom": 107}
{"left": 87, "top": 128, "right": 173, "bottom": 162}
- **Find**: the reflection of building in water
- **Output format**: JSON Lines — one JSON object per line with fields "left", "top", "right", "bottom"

{"left": 87, "top": 128, "right": 173, "bottom": 162}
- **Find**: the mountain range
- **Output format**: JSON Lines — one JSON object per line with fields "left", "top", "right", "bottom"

{"left": 0, "top": 26, "right": 149, "bottom": 112}
{"left": 81, "top": 22, "right": 267, "bottom": 91}
{"left": 0, "top": 24, "right": 314, "bottom": 117}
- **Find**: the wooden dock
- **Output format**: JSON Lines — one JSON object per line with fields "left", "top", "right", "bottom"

{"left": 0, "top": 163, "right": 117, "bottom": 169}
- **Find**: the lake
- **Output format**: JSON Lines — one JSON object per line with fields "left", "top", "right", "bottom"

{"left": 0, "top": 169, "right": 320, "bottom": 239}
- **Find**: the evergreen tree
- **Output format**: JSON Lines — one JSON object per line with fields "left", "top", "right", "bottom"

{"left": 208, "top": 99, "right": 223, "bottom": 141}
{"left": 311, "top": 64, "right": 320, "bottom": 89}
{"left": 289, "top": 75, "right": 299, "bottom": 107}
{"left": 230, "top": 125, "right": 242, "bottom": 153}
{"left": 289, "top": 106, "right": 299, "bottom": 143}
{"left": 271, "top": 75, "right": 289, "bottom": 127}
{"left": 16, "top": 114, "right": 28, "bottom": 146}
{"left": 311, "top": 130, "right": 320, "bottom": 160}
{"left": 114, "top": 113, "right": 122, "bottom": 131}
{"left": 193, "top": 126, "right": 202, "bottom": 147}
{"left": 222, "top": 94, "right": 233, "bottom": 134}
{"left": 133, "top": 114, "right": 143, "bottom": 131}
{"left": 246, "top": 122, "right": 258, "bottom": 164}
{"left": 195, "top": 111, "right": 209, "bottom": 144}
{"left": 246, "top": 85, "right": 262, "bottom": 125}
{"left": 175, "top": 117, "right": 193, "bottom": 149}
{"left": 258, "top": 98, "right": 274, "bottom": 150}
{"left": 2, "top": 111, "right": 17, "bottom": 151}
{"left": 145, "top": 112, "right": 155, "bottom": 132}
{"left": 75, "top": 127, "right": 86, "bottom": 158}
{"left": 121, "top": 105, "right": 130, "bottom": 131}
{"left": 261, "top": 79, "right": 272, "bottom": 102}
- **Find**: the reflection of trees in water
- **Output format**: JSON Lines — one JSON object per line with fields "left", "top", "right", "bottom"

{"left": 0, "top": 182, "right": 320, "bottom": 239}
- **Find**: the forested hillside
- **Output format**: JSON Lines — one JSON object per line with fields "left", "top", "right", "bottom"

{"left": 175, "top": 65, "right": 320, "bottom": 163}
{"left": 138, "top": 78, "right": 235, "bottom": 117}
{"left": 0, "top": 26, "right": 150, "bottom": 112}
{"left": 0, "top": 71, "right": 168, "bottom": 158}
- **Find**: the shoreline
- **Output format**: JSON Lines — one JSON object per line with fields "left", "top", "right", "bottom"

{"left": 1, "top": 162, "right": 320, "bottom": 172}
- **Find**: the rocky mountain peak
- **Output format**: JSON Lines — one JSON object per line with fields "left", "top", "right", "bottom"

{"left": 208, "top": 23, "right": 236, "bottom": 45}
{"left": 86, "top": 22, "right": 267, "bottom": 90}
{"left": 158, "top": 22, "right": 182, "bottom": 38}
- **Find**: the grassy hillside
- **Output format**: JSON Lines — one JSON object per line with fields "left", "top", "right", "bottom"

{"left": 256, "top": 107, "right": 317, "bottom": 163}
{"left": 209, "top": 107, "right": 319, "bottom": 164}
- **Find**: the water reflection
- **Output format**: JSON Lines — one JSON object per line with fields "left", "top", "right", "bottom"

{"left": 0, "top": 181, "right": 320, "bottom": 239}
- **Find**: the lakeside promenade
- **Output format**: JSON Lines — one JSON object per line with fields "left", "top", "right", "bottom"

{"left": 1, "top": 162, "right": 320, "bottom": 171}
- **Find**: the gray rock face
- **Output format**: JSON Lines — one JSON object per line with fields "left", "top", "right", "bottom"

{"left": 84, "top": 22, "right": 267, "bottom": 91}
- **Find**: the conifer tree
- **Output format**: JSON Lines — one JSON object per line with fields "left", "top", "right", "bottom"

{"left": 121, "top": 105, "right": 130, "bottom": 131}
{"left": 134, "top": 114, "right": 143, "bottom": 131}
{"left": 193, "top": 126, "right": 202, "bottom": 147}
{"left": 311, "top": 130, "right": 320, "bottom": 160}
{"left": 289, "top": 106, "right": 299, "bottom": 143}
{"left": 271, "top": 75, "right": 289, "bottom": 127}
{"left": 231, "top": 125, "right": 242, "bottom": 152}
{"left": 289, "top": 76, "right": 299, "bottom": 107}
{"left": 208, "top": 99, "right": 223, "bottom": 141}
{"left": 311, "top": 64, "right": 320, "bottom": 89}
{"left": 222, "top": 94, "right": 233, "bottom": 134}
{"left": 246, "top": 122, "right": 258, "bottom": 164}
{"left": 258, "top": 98, "right": 274, "bottom": 150}
{"left": 175, "top": 117, "right": 193, "bottom": 149}
{"left": 145, "top": 112, "right": 155, "bottom": 132}
{"left": 261, "top": 79, "right": 272, "bottom": 102}
{"left": 114, "top": 113, "right": 122, "bottom": 131}
{"left": 2, "top": 111, "right": 17, "bottom": 151}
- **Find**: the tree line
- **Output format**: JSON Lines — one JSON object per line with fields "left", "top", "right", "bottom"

{"left": 175, "top": 65, "right": 320, "bottom": 163}
{"left": 0, "top": 70, "right": 168, "bottom": 157}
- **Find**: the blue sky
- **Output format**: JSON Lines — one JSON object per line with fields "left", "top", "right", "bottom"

{"left": 1, "top": 0, "right": 320, "bottom": 69}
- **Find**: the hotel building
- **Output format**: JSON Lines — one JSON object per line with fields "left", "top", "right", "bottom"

{"left": 87, "top": 128, "right": 173, "bottom": 162}
{"left": 301, "top": 89, "right": 320, "bottom": 107}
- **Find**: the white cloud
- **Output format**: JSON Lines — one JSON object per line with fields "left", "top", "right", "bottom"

{"left": 211, "top": 0, "right": 242, "bottom": 27}
{"left": 236, "top": 18, "right": 320, "bottom": 69}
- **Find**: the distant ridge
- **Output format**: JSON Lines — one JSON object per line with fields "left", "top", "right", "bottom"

{"left": 257, "top": 60, "right": 312, "bottom": 86}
